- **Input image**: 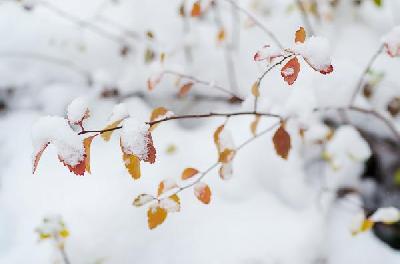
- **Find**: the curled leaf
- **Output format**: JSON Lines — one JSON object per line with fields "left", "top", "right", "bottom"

{"left": 32, "top": 143, "right": 49, "bottom": 174}
{"left": 147, "top": 206, "right": 168, "bottom": 229}
{"left": 272, "top": 124, "right": 291, "bottom": 160}
{"left": 181, "top": 167, "right": 199, "bottom": 180}
{"left": 281, "top": 57, "right": 300, "bottom": 85}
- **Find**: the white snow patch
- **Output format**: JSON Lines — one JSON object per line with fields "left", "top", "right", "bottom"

{"left": 120, "top": 117, "right": 150, "bottom": 160}
{"left": 67, "top": 97, "right": 89, "bottom": 124}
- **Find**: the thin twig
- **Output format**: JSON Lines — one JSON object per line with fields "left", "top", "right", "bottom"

{"left": 222, "top": 0, "right": 284, "bottom": 49}
{"left": 349, "top": 44, "right": 384, "bottom": 105}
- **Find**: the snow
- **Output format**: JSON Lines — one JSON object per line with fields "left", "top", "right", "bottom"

{"left": 253, "top": 44, "right": 283, "bottom": 62}
{"left": 382, "top": 25, "right": 400, "bottom": 57}
{"left": 159, "top": 197, "right": 180, "bottom": 212}
{"left": 120, "top": 117, "right": 150, "bottom": 160}
{"left": 370, "top": 207, "right": 400, "bottom": 224}
{"left": 295, "top": 36, "right": 333, "bottom": 72}
{"left": 67, "top": 97, "right": 89, "bottom": 124}
{"left": 31, "top": 116, "right": 84, "bottom": 166}
{"left": 218, "top": 127, "right": 235, "bottom": 151}
{"left": 109, "top": 103, "right": 129, "bottom": 123}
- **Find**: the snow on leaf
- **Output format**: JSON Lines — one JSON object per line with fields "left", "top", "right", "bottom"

{"left": 159, "top": 195, "right": 180, "bottom": 213}
{"left": 178, "top": 82, "right": 194, "bottom": 98}
{"left": 214, "top": 125, "right": 235, "bottom": 163}
{"left": 370, "top": 207, "right": 400, "bottom": 224}
{"left": 382, "top": 26, "right": 400, "bottom": 57}
{"left": 59, "top": 155, "right": 86, "bottom": 176}
{"left": 218, "top": 148, "right": 235, "bottom": 163}
{"left": 194, "top": 182, "right": 211, "bottom": 204}
{"left": 272, "top": 124, "right": 291, "bottom": 160}
{"left": 219, "top": 162, "right": 233, "bottom": 180}
{"left": 83, "top": 135, "right": 96, "bottom": 174}
{"left": 295, "top": 27, "right": 306, "bottom": 43}
{"left": 250, "top": 115, "right": 261, "bottom": 136}
{"left": 67, "top": 97, "right": 90, "bottom": 125}
{"left": 133, "top": 194, "right": 154, "bottom": 207}
{"left": 351, "top": 212, "right": 374, "bottom": 236}
{"left": 157, "top": 179, "right": 178, "bottom": 196}
{"left": 147, "top": 73, "right": 163, "bottom": 91}
{"left": 281, "top": 57, "right": 300, "bottom": 85}
{"left": 191, "top": 1, "right": 201, "bottom": 17}
{"left": 101, "top": 120, "right": 122, "bottom": 142}
{"left": 149, "top": 107, "right": 174, "bottom": 131}
{"left": 253, "top": 44, "right": 283, "bottom": 62}
{"left": 123, "top": 152, "right": 141, "bottom": 180}
{"left": 32, "top": 143, "right": 49, "bottom": 174}
{"left": 295, "top": 36, "right": 333, "bottom": 74}
{"left": 181, "top": 167, "right": 199, "bottom": 180}
{"left": 147, "top": 205, "right": 168, "bottom": 230}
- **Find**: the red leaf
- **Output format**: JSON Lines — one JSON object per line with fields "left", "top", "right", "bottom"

{"left": 281, "top": 57, "right": 300, "bottom": 85}
{"left": 272, "top": 124, "right": 291, "bottom": 160}
{"left": 32, "top": 143, "right": 49, "bottom": 174}
{"left": 59, "top": 156, "right": 86, "bottom": 176}
{"left": 143, "top": 132, "right": 156, "bottom": 164}
{"left": 319, "top": 64, "right": 334, "bottom": 75}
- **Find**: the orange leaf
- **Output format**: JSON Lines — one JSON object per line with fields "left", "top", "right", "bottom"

{"left": 157, "top": 179, "right": 178, "bottom": 196}
{"left": 59, "top": 156, "right": 86, "bottom": 176}
{"left": 123, "top": 153, "right": 141, "bottom": 180}
{"left": 218, "top": 148, "right": 235, "bottom": 163}
{"left": 83, "top": 135, "right": 95, "bottom": 174}
{"left": 178, "top": 82, "right": 194, "bottom": 98}
{"left": 250, "top": 115, "right": 261, "bottom": 136}
{"left": 32, "top": 143, "right": 49, "bottom": 174}
{"left": 149, "top": 107, "right": 169, "bottom": 131}
{"left": 281, "top": 57, "right": 300, "bottom": 85}
{"left": 217, "top": 28, "right": 225, "bottom": 42}
{"left": 213, "top": 125, "right": 225, "bottom": 149}
{"left": 272, "top": 124, "right": 291, "bottom": 160}
{"left": 295, "top": 27, "right": 306, "bottom": 43}
{"left": 160, "top": 194, "right": 181, "bottom": 212}
{"left": 147, "top": 206, "right": 168, "bottom": 229}
{"left": 181, "top": 167, "right": 199, "bottom": 180}
{"left": 101, "top": 120, "right": 122, "bottom": 141}
{"left": 191, "top": 1, "right": 201, "bottom": 17}
{"left": 194, "top": 182, "right": 211, "bottom": 204}
{"left": 251, "top": 82, "right": 260, "bottom": 97}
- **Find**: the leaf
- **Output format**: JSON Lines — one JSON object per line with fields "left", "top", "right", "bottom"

{"left": 219, "top": 162, "right": 233, "bottom": 180}
{"left": 160, "top": 194, "right": 181, "bottom": 212}
{"left": 32, "top": 143, "right": 49, "bottom": 174}
{"left": 59, "top": 228, "right": 69, "bottom": 238}
{"left": 83, "top": 136, "right": 95, "bottom": 174}
{"left": 213, "top": 125, "right": 225, "bottom": 148}
{"left": 143, "top": 132, "right": 156, "bottom": 164}
{"left": 147, "top": 74, "right": 163, "bottom": 91}
{"left": 194, "top": 182, "right": 211, "bottom": 204}
{"left": 373, "top": 0, "right": 382, "bottom": 7}
{"left": 149, "top": 107, "right": 169, "bottom": 131}
{"left": 59, "top": 156, "right": 86, "bottom": 176}
{"left": 281, "top": 57, "right": 300, "bottom": 85}
{"left": 217, "top": 28, "right": 225, "bottom": 42}
{"left": 319, "top": 64, "right": 334, "bottom": 75}
{"left": 133, "top": 194, "right": 154, "bottom": 207}
{"left": 147, "top": 206, "right": 168, "bottom": 229}
{"left": 144, "top": 47, "right": 156, "bottom": 63}
{"left": 250, "top": 115, "right": 261, "bottom": 136}
{"left": 178, "top": 82, "right": 194, "bottom": 98}
{"left": 157, "top": 179, "right": 178, "bottom": 196}
{"left": 101, "top": 120, "right": 122, "bottom": 141}
{"left": 191, "top": 1, "right": 201, "bottom": 17}
{"left": 218, "top": 148, "right": 235, "bottom": 163}
{"left": 295, "top": 26, "right": 306, "bottom": 43}
{"left": 123, "top": 153, "right": 141, "bottom": 179}
{"left": 181, "top": 167, "right": 199, "bottom": 180}
{"left": 251, "top": 82, "right": 260, "bottom": 97}
{"left": 272, "top": 124, "right": 291, "bottom": 160}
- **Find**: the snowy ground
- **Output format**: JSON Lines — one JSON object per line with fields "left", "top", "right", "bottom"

{"left": 0, "top": 0, "right": 400, "bottom": 263}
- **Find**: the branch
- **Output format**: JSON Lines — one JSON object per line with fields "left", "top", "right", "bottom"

{"left": 222, "top": 0, "right": 284, "bottom": 49}
{"left": 296, "top": 0, "right": 315, "bottom": 36}
{"left": 349, "top": 44, "right": 384, "bottom": 105}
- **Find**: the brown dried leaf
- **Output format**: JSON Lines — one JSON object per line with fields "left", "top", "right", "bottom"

{"left": 272, "top": 124, "right": 291, "bottom": 160}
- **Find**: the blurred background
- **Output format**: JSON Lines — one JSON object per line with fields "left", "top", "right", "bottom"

{"left": 0, "top": 0, "right": 400, "bottom": 263}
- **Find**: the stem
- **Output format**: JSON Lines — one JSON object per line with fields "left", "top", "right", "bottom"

{"left": 349, "top": 44, "right": 384, "bottom": 105}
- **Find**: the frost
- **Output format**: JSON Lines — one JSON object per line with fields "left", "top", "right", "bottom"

{"left": 253, "top": 44, "right": 283, "bottom": 62}
{"left": 120, "top": 117, "right": 150, "bottom": 160}
{"left": 370, "top": 207, "right": 400, "bottom": 224}
{"left": 109, "top": 103, "right": 129, "bottom": 123}
{"left": 32, "top": 116, "right": 85, "bottom": 166}
{"left": 295, "top": 36, "right": 333, "bottom": 72}
{"left": 67, "top": 97, "right": 89, "bottom": 124}
{"left": 382, "top": 25, "right": 400, "bottom": 57}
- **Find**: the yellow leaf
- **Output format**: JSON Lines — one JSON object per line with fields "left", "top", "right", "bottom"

{"left": 83, "top": 135, "right": 95, "bottom": 174}
{"left": 295, "top": 26, "right": 306, "bottom": 43}
{"left": 101, "top": 120, "right": 122, "bottom": 141}
{"left": 217, "top": 28, "right": 225, "bottom": 42}
{"left": 250, "top": 115, "right": 261, "bottom": 136}
{"left": 181, "top": 167, "right": 199, "bottom": 180}
{"left": 165, "top": 144, "right": 177, "bottom": 155}
{"left": 194, "top": 182, "right": 211, "bottom": 204}
{"left": 213, "top": 125, "right": 225, "bottom": 149}
{"left": 149, "top": 107, "right": 169, "bottom": 131}
{"left": 123, "top": 153, "right": 141, "bottom": 180}
{"left": 59, "top": 228, "right": 69, "bottom": 238}
{"left": 218, "top": 148, "right": 235, "bottom": 163}
{"left": 147, "top": 206, "right": 168, "bottom": 229}
{"left": 251, "top": 82, "right": 260, "bottom": 97}
{"left": 39, "top": 233, "right": 51, "bottom": 240}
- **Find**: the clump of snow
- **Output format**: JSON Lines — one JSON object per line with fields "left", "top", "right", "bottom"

{"left": 253, "top": 44, "right": 283, "bottom": 62}
{"left": 382, "top": 25, "right": 400, "bottom": 57}
{"left": 295, "top": 36, "right": 333, "bottom": 72}
{"left": 67, "top": 97, "right": 89, "bottom": 124}
{"left": 109, "top": 103, "right": 129, "bottom": 123}
{"left": 370, "top": 207, "right": 400, "bottom": 224}
{"left": 120, "top": 117, "right": 150, "bottom": 160}
{"left": 32, "top": 116, "right": 84, "bottom": 166}
{"left": 218, "top": 128, "right": 235, "bottom": 151}
{"left": 159, "top": 197, "right": 180, "bottom": 212}
{"left": 35, "top": 215, "right": 65, "bottom": 236}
